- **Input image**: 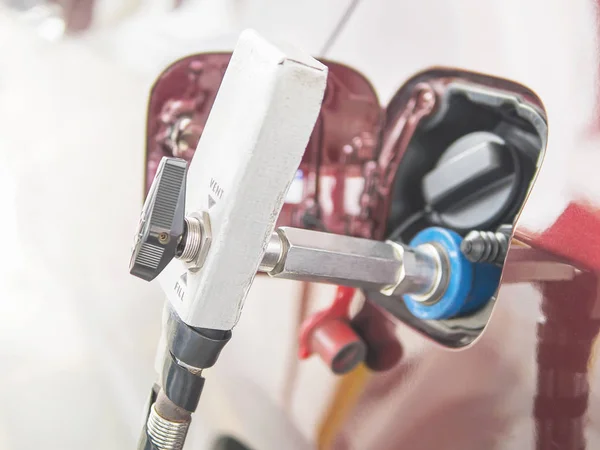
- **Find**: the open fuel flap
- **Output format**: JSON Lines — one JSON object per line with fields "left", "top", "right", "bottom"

{"left": 363, "top": 69, "right": 549, "bottom": 348}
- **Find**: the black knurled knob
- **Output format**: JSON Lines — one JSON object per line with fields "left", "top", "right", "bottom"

{"left": 130, "top": 157, "right": 188, "bottom": 281}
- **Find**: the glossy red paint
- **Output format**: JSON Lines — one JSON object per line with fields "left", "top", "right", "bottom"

{"left": 521, "top": 203, "right": 600, "bottom": 272}
{"left": 145, "top": 53, "right": 230, "bottom": 193}
{"left": 536, "top": 275, "right": 600, "bottom": 450}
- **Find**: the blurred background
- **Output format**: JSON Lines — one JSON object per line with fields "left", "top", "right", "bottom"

{"left": 0, "top": 1, "right": 597, "bottom": 449}
{"left": 0, "top": 2, "right": 366, "bottom": 448}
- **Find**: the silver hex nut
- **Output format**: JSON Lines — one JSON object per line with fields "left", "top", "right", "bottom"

{"left": 380, "top": 241, "right": 408, "bottom": 297}
{"left": 380, "top": 241, "right": 444, "bottom": 301}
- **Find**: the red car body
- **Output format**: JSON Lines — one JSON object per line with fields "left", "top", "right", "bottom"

{"left": 143, "top": 36, "right": 600, "bottom": 448}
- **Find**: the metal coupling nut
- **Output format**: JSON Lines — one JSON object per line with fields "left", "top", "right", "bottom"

{"left": 380, "top": 241, "right": 446, "bottom": 302}
{"left": 179, "top": 211, "right": 212, "bottom": 271}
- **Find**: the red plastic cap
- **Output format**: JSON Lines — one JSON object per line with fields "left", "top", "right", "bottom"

{"left": 310, "top": 319, "right": 367, "bottom": 375}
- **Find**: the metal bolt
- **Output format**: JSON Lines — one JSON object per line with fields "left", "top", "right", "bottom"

{"left": 461, "top": 225, "right": 512, "bottom": 266}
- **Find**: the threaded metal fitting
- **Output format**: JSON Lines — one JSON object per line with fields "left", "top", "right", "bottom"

{"left": 147, "top": 403, "right": 190, "bottom": 450}
{"left": 179, "top": 217, "right": 203, "bottom": 263}
{"left": 461, "top": 225, "right": 512, "bottom": 266}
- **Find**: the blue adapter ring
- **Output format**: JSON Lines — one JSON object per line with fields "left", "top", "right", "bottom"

{"left": 403, "top": 227, "right": 501, "bottom": 320}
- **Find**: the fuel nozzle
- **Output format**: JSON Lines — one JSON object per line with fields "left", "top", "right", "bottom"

{"left": 130, "top": 157, "right": 503, "bottom": 448}
{"left": 129, "top": 28, "right": 506, "bottom": 450}
{"left": 130, "top": 29, "right": 329, "bottom": 450}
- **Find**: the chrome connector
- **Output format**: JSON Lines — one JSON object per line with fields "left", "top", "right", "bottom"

{"left": 259, "top": 227, "right": 443, "bottom": 303}
{"left": 402, "top": 243, "right": 448, "bottom": 304}
{"left": 258, "top": 229, "right": 286, "bottom": 272}
{"left": 264, "top": 227, "right": 404, "bottom": 291}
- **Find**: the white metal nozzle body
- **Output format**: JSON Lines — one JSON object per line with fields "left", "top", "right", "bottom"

{"left": 158, "top": 30, "right": 327, "bottom": 330}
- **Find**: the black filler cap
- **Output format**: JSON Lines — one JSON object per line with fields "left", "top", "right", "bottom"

{"left": 422, "top": 131, "right": 521, "bottom": 232}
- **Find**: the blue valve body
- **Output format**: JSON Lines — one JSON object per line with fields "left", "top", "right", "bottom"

{"left": 404, "top": 227, "right": 501, "bottom": 320}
